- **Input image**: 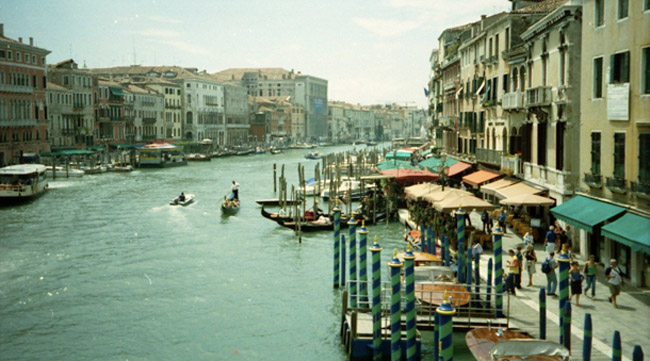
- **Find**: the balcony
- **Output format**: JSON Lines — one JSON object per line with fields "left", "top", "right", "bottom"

{"left": 0, "top": 84, "right": 33, "bottom": 94}
{"left": 98, "top": 116, "right": 110, "bottom": 123}
{"left": 502, "top": 91, "right": 524, "bottom": 111}
{"left": 143, "top": 117, "right": 156, "bottom": 124}
{"left": 0, "top": 119, "right": 38, "bottom": 127}
{"left": 110, "top": 117, "right": 124, "bottom": 122}
{"left": 443, "top": 81, "right": 456, "bottom": 91}
{"left": 73, "top": 103, "right": 85, "bottom": 110}
{"left": 524, "top": 163, "right": 574, "bottom": 195}
{"left": 605, "top": 176, "right": 627, "bottom": 194}
{"left": 631, "top": 181, "right": 650, "bottom": 200}
{"left": 61, "top": 128, "right": 76, "bottom": 135}
{"left": 165, "top": 104, "right": 181, "bottom": 109}
{"left": 584, "top": 173, "right": 602, "bottom": 188}
{"left": 476, "top": 148, "right": 503, "bottom": 166}
{"left": 526, "top": 86, "right": 552, "bottom": 108}
{"left": 501, "top": 154, "right": 523, "bottom": 177}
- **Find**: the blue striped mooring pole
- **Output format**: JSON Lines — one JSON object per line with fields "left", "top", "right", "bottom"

{"left": 333, "top": 205, "right": 341, "bottom": 288}
{"left": 369, "top": 236, "right": 383, "bottom": 361}
{"left": 583, "top": 313, "right": 592, "bottom": 361}
{"left": 456, "top": 208, "right": 466, "bottom": 283}
{"left": 389, "top": 249, "right": 403, "bottom": 361}
{"left": 358, "top": 221, "right": 369, "bottom": 308}
{"left": 340, "top": 235, "right": 346, "bottom": 288}
{"left": 612, "top": 330, "right": 621, "bottom": 361}
{"left": 632, "top": 345, "right": 644, "bottom": 361}
{"left": 433, "top": 311, "right": 440, "bottom": 361}
{"left": 539, "top": 288, "right": 546, "bottom": 340}
{"left": 487, "top": 257, "right": 493, "bottom": 306}
{"left": 562, "top": 302, "right": 571, "bottom": 350}
{"left": 437, "top": 291, "right": 457, "bottom": 361}
{"left": 404, "top": 244, "right": 416, "bottom": 361}
{"left": 493, "top": 227, "right": 504, "bottom": 317}
{"left": 348, "top": 219, "right": 358, "bottom": 308}
{"left": 557, "top": 248, "right": 571, "bottom": 345}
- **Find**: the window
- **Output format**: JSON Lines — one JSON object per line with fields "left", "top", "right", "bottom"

{"left": 25, "top": 53, "right": 30, "bottom": 63}
{"left": 0, "top": 50, "right": 4, "bottom": 59}
{"left": 593, "top": 57, "right": 603, "bottom": 98}
{"left": 7, "top": 50, "right": 12, "bottom": 60}
{"left": 595, "top": 0, "right": 605, "bottom": 26}
{"left": 617, "top": 0, "right": 628, "bottom": 19}
{"left": 646, "top": 0, "right": 650, "bottom": 11}
{"left": 640, "top": 134, "right": 650, "bottom": 183}
{"left": 16, "top": 52, "right": 21, "bottom": 62}
{"left": 610, "top": 51, "right": 630, "bottom": 83}
{"left": 613, "top": 133, "right": 625, "bottom": 179}
{"left": 641, "top": 46, "right": 650, "bottom": 94}
{"left": 32, "top": 55, "right": 36, "bottom": 64}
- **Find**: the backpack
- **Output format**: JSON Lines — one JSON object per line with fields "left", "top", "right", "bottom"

{"left": 541, "top": 258, "right": 551, "bottom": 274}
{"left": 605, "top": 266, "right": 612, "bottom": 276}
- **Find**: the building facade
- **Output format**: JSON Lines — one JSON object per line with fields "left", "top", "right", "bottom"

{"left": 0, "top": 25, "right": 51, "bottom": 165}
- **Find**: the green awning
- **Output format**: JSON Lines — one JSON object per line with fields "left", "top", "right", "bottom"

{"left": 376, "top": 160, "right": 421, "bottom": 171}
{"left": 550, "top": 195, "right": 626, "bottom": 233}
{"left": 88, "top": 146, "right": 104, "bottom": 151}
{"left": 109, "top": 87, "right": 124, "bottom": 97}
{"left": 41, "top": 149, "right": 96, "bottom": 157}
{"left": 385, "top": 151, "right": 413, "bottom": 161}
{"left": 602, "top": 213, "right": 650, "bottom": 255}
{"left": 419, "top": 156, "right": 459, "bottom": 172}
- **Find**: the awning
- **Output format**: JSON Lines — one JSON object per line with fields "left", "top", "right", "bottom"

{"left": 550, "top": 195, "right": 627, "bottom": 233}
{"left": 40, "top": 149, "right": 96, "bottom": 157}
{"left": 602, "top": 213, "right": 650, "bottom": 255}
{"left": 360, "top": 174, "right": 396, "bottom": 180}
{"left": 376, "top": 160, "right": 421, "bottom": 171}
{"left": 88, "top": 146, "right": 104, "bottom": 151}
{"left": 481, "top": 178, "right": 516, "bottom": 195}
{"left": 445, "top": 161, "right": 472, "bottom": 177}
{"left": 379, "top": 168, "right": 439, "bottom": 184}
{"left": 404, "top": 183, "right": 441, "bottom": 200}
{"left": 109, "top": 87, "right": 124, "bottom": 97}
{"left": 475, "top": 80, "right": 485, "bottom": 96}
{"left": 495, "top": 182, "right": 542, "bottom": 199}
{"left": 418, "top": 156, "right": 459, "bottom": 172}
{"left": 500, "top": 193, "right": 555, "bottom": 207}
{"left": 462, "top": 170, "right": 501, "bottom": 187}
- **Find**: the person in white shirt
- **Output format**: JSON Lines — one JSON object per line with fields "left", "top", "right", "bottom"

{"left": 606, "top": 259, "right": 623, "bottom": 308}
{"left": 231, "top": 180, "right": 240, "bottom": 200}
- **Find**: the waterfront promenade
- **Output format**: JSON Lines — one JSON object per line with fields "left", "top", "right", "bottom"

{"left": 467, "top": 211, "right": 650, "bottom": 361}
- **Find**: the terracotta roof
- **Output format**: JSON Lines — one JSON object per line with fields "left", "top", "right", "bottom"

{"left": 512, "top": 0, "right": 568, "bottom": 14}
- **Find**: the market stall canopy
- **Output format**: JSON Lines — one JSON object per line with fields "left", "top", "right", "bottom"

{"left": 462, "top": 170, "right": 500, "bottom": 187}
{"left": 494, "top": 182, "right": 542, "bottom": 199}
{"left": 480, "top": 178, "right": 516, "bottom": 196}
{"left": 601, "top": 213, "right": 650, "bottom": 255}
{"left": 376, "top": 160, "right": 421, "bottom": 171}
{"left": 445, "top": 161, "right": 472, "bottom": 177}
{"left": 421, "top": 188, "right": 470, "bottom": 204}
{"left": 500, "top": 193, "right": 555, "bottom": 206}
{"left": 385, "top": 148, "right": 417, "bottom": 160}
{"left": 419, "top": 156, "right": 459, "bottom": 172}
{"left": 550, "top": 195, "right": 626, "bottom": 233}
{"left": 434, "top": 192, "right": 495, "bottom": 212}
{"left": 379, "top": 168, "right": 439, "bottom": 184}
{"left": 404, "top": 183, "right": 442, "bottom": 200}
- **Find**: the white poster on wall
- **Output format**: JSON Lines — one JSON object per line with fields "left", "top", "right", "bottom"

{"left": 607, "top": 83, "right": 629, "bottom": 121}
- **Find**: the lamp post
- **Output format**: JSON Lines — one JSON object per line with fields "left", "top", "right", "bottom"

{"left": 437, "top": 154, "right": 448, "bottom": 191}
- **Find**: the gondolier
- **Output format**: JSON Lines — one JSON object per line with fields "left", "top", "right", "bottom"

{"left": 231, "top": 180, "right": 239, "bottom": 200}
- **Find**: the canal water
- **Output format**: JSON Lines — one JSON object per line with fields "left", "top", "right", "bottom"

{"left": 0, "top": 145, "right": 471, "bottom": 361}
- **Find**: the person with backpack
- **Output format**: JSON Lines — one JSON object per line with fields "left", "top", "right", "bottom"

{"left": 498, "top": 207, "right": 507, "bottom": 234}
{"left": 542, "top": 251, "right": 558, "bottom": 296}
{"left": 583, "top": 255, "right": 598, "bottom": 298}
{"left": 524, "top": 244, "right": 537, "bottom": 287}
{"left": 606, "top": 259, "right": 623, "bottom": 308}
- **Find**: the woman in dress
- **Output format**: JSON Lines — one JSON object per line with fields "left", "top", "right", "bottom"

{"left": 569, "top": 261, "right": 584, "bottom": 306}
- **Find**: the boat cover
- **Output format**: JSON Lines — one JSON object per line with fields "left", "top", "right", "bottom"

{"left": 490, "top": 340, "right": 570, "bottom": 360}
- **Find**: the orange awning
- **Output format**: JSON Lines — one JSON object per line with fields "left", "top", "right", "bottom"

{"left": 480, "top": 178, "right": 517, "bottom": 195}
{"left": 462, "top": 170, "right": 501, "bottom": 187}
{"left": 495, "top": 182, "right": 543, "bottom": 199}
{"left": 445, "top": 161, "right": 472, "bottom": 177}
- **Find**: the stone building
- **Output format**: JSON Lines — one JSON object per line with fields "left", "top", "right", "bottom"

{"left": 0, "top": 24, "right": 50, "bottom": 165}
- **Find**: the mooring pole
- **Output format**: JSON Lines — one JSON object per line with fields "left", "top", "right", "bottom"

{"left": 456, "top": 208, "right": 466, "bottom": 283}
{"left": 388, "top": 250, "right": 403, "bottom": 361}
{"left": 358, "top": 221, "right": 369, "bottom": 308}
{"left": 404, "top": 245, "right": 416, "bottom": 361}
{"left": 348, "top": 219, "right": 358, "bottom": 309}
{"left": 493, "top": 227, "right": 504, "bottom": 318}
{"left": 369, "top": 237, "right": 383, "bottom": 361}
{"left": 539, "top": 288, "right": 547, "bottom": 340}
{"left": 583, "top": 313, "right": 592, "bottom": 361}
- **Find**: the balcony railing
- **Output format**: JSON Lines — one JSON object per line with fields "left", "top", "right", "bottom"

{"left": 525, "top": 86, "right": 552, "bottom": 107}
{"left": 502, "top": 155, "right": 523, "bottom": 177}
{"left": 630, "top": 181, "right": 650, "bottom": 199}
{"left": 584, "top": 173, "right": 602, "bottom": 188}
{"left": 110, "top": 117, "right": 124, "bottom": 122}
{"left": 0, "top": 84, "right": 33, "bottom": 94}
{"left": 143, "top": 117, "right": 156, "bottom": 124}
{"left": 0, "top": 119, "right": 38, "bottom": 127}
{"left": 73, "top": 103, "right": 85, "bottom": 110}
{"left": 476, "top": 148, "right": 503, "bottom": 166}
{"left": 605, "top": 176, "right": 627, "bottom": 194}
{"left": 61, "top": 128, "right": 76, "bottom": 135}
{"left": 502, "top": 91, "right": 524, "bottom": 110}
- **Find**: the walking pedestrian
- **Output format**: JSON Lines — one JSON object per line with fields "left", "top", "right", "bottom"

{"left": 481, "top": 210, "right": 489, "bottom": 233}
{"left": 498, "top": 207, "right": 507, "bottom": 234}
{"left": 569, "top": 261, "right": 584, "bottom": 306}
{"left": 544, "top": 226, "right": 557, "bottom": 254}
{"left": 583, "top": 255, "right": 598, "bottom": 298}
{"left": 505, "top": 249, "right": 519, "bottom": 295}
{"left": 543, "top": 251, "right": 558, "bottom": 296}
{"left": 606, "top": 259, "right": 623, "bottom": 308}
{"left": 515, "top": 246, "right": 523, "bottom": 289}
{"left": 523, "top": 230, "right": 534, "bottom": 248}
{"left": 524, "top": 244, "right": 537, "bottom": 287}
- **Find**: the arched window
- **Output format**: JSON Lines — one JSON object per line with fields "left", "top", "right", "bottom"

{"left": 520, "top": 67, "right": 526, "bottom": 91}
{"left": 186, "top": 112, "right": 193, "bottom": 124}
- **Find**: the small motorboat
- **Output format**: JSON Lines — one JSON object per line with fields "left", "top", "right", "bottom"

{"left": 187, "top": 153, "right": 211, "bottom": 161}
{"left": 113, "top": 164, "right": 134, "bottom": 172}
{"left": 304, "top": 151, "right": 322, "bottom": 160}
{"left": 170, "top": 193, "right": 195, "bottom": 206}
{"left": 46, "top": 166, "right": 85, "bottom": 178}
{"left": 465, "top": 328, "right": 570, "bottom": 361}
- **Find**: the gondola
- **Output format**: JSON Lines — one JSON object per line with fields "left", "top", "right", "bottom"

{"left": 274, "top": 212, "right": 387, "bottom": 232}
{"left": 221, "top": 192, "right": 240, "bottom": 215}
{"left": 465, "top": 328, "right": 569, "bottom": 361}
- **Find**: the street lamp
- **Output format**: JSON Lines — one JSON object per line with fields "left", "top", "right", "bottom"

{"left": 437, "top": 153, "right": 448, "bottom": 191}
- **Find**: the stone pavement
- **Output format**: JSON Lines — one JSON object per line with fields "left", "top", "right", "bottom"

{"left": 465, "top": 210, "right": 650, "bottom": 361}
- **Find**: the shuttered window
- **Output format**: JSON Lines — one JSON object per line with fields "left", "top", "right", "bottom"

{"left": 610, "top": 51, "right": 630, "bottom": 83}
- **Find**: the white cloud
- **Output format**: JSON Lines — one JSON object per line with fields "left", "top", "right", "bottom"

{"left": 148, "top": 15, "right": 183, "bottom": 24}
{"left": 152, "top": 39, "right": 209, "bottom": 56}
{"left": 132, "top": 29, "right": 181, "bottom": 38}
{"left": 352, "top": 17, "right": 423, "bottom": 38}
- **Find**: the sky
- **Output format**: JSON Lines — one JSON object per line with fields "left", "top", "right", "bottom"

{"left": 1, "top": 0, "right": 509, "bottom": 108}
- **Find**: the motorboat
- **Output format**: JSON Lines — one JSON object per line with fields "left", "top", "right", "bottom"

{"left": 187, "top": 153, "right": 211, "bottom": 161}
{"left": 46, "top": 166, "right": 84, "bottom": 178}
{"left": 304, "top": 151, "right": 322, "bottom": 160}
{"left": 465, "top": 329, "right": 570, "bottom": 361}
{"left": 170, "top": 193, "right": 195, "bottom": 206}
{"left": 0, "top": 164, "right": 48, "bottom": 204}
{"left": 320, "top": 180, "right": 375, "bottom": 201}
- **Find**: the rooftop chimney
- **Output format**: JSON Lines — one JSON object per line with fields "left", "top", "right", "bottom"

{"left": 18, "top": 37, "right": 22, "bottom": 43}
{"left": 0, "top": 24, "right": 3, "bottom": 37}
{"left": 481, "top": 15, "right": 487, "bottom": 19}
{"left": 29, "top": 37, "right": 33, "bottom": 46}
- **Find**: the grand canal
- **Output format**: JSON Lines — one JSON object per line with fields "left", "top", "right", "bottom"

{"left": 1, "top": 144, "right": 458, "bottom": 361}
